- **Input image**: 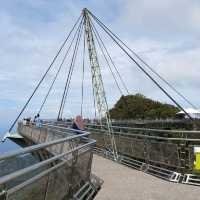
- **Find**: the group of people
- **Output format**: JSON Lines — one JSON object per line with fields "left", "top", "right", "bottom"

{"left": 23, "top": 114, "right": 42, "bottom": 127}
{"left": 23, "top": 114, "right": 85, "bottom": 133}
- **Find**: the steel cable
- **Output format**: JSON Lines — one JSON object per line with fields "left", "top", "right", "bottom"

{"left": 90, "top": 19, "right": 130, "bottom": 95}
{"left": 7, "top": 15, "right": 82, "bottom": 133}
{"left": 37, "top": 21, "right": 83, "bottom": 116}
{"left": 88, "top": 10, "right": 193, "bottom": 120}
{"left": 90, "top": 20, "right": 124, "bottom": 95}
{"left": 81, "top": 31, "right": 86, "bottom": 117}
{"left": 88, "top": 10, "right": 196, "bottom": 110}
{"left": 58, "top": 19, "right": 84, "bottom": 119}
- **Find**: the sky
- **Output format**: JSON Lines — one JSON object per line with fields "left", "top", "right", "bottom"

{"left": 0, "top": 0, "right": 200, "bottom": 133}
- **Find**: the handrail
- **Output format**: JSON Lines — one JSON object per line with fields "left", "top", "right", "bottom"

{"left": 52, "top": 121, "right": 200, "bottom": 133}
{"left": 0, "top": 140, "right": 95, "bottom": 185}
{"left": 7, "top": 159, "right": 67, "bottom": 195}
{"left": 0, "top": 132, "right": 90, "bottom": 161}
{"left": 0, "top": 123, "right": 96, "bottom": 199}
{"left": 43, "top": 123, "right": 89, "bottom": 134}
{"left": 87, "top": 127, "right": 200, "bottom": 141}
{"left": 86, "top": 123, "right": 200, "bottom": 134}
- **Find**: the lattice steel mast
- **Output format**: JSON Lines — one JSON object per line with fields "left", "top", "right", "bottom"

{"left": 83, "top": 9, "right": 118, "bottom": 160}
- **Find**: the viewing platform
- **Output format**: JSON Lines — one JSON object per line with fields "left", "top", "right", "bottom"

{"left": 1, "top": 120, "right": 200, "bottom": 200}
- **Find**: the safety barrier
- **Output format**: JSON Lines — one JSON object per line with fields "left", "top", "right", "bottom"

{"left": 0, "top": 124, "right": 99, "bottom": 200}
{"left": 87, "top": 124, "right": 200, "bottom": 171}
{"left": 40, "top": 121, "right": 200, "bottom": 186}
{"left": 86, "top": 123, "right": 200, "bottom": 185}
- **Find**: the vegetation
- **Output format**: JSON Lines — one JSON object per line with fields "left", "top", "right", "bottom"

{"left": 109, "top": 94, "right": 179, "bottom": 120}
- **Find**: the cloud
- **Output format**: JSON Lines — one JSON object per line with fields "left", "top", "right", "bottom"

{"left": 0, "top": 0, "right": 199, "bottom": 132}
{"left": 118, "top": 0, "right": 200, "bottom": 38}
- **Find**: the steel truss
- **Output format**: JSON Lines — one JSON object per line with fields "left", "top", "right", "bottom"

{"left": 83, "top": 9, "right": 118, "bottom": 160}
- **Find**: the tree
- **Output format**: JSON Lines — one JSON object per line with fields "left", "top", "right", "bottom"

{"left": 109, "top": 94, "right": 179, "bottom": 120}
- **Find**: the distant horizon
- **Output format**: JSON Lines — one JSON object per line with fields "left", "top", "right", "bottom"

{"left": 1, "top": 92, "right": 199, "bottom": 135}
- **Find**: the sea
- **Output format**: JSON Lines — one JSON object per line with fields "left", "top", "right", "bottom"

{"left": 0, "top": 127, "right": 21, "bottom": 154}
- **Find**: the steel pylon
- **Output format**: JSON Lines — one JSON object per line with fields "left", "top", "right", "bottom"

{"left": 83, "top": 9, "right": 118, "bottom": 160}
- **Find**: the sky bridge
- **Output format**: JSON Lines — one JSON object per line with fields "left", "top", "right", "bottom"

{"left": 0, "top": 8, "right": 200, "bottom": 200}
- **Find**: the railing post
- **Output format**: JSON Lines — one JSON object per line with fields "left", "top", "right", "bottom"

{"left": 178, "top": 131, "right": 188, "bottom": 173}
{"left": 188, "top": 145, "right": 194, "bottom": 173}
{"left": 44, "top": 173, "right": 50, "bottom": 200}
{"left": 143, "top": 131, "right": 150, "bottom": 169}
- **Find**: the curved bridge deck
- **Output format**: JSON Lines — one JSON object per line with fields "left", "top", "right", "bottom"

{"left": 92, "top": 155, "right": 199, "bottom": 200}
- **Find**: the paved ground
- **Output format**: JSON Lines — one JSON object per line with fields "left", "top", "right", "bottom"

{"left": 92, "top": 155, "right": 199, "bottom": 200}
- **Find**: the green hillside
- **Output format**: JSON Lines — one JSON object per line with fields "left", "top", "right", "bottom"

{"left": 109, "top": 94, "right": 179, "bottom": 120}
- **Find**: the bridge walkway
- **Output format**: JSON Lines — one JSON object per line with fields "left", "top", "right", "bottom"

{"left": 92, "top": 155, "right": 199, "bottom": 200}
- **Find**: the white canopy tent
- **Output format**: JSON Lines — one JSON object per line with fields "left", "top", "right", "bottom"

{"left": 176, "top": 108, "right": 200, "bottom": 119}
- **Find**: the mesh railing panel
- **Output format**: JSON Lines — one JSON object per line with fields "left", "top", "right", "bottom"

{"left": 6, "top": 150, "right": 93, "bottom": 200}
{"left": 90, "top": 133, "right": 105, "bottom": 148}
{"left": 76, "top": 149, "right": 92, "bottom": 181}
{"left": 7, "top": 175, "right": 48, "bottom": 200}
{"left": 117, "top": 135, "right": 133, "bottom": 156}
{"left": 131, "top": 139, "right": 146, "bottom": 159}
{"left": 147, "top": 142, "right": 180, "bottom": 167}
{"left": 91, "top": 131, "right": 181, "bottom": 168}
{"left": 45, "top": 166, "right": 71, "bottom": 200}
{"left": 1, "top": 123, "right": 95, "bottom": 200}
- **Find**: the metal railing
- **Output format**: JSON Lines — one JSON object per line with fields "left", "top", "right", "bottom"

{"left": 86, "top": 124, "right": 200, "bottom": 177}
{"left": 42, "top": 123, "right": 200, "bottom": 187}
{"left": 37, "top": 121, "right": 200, "bottom": 185}
{"left": 45, "top": 122, "right": 200, "bottom": 172}
{"left": 0, "top": 124, "right": 96, "bottom": 200}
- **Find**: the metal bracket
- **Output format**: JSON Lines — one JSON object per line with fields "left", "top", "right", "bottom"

{"left": 182, "top": 174, "right": 200, "bottom": 186}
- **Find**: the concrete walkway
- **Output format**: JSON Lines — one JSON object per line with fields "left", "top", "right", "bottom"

{"left": 92, "top": 155, "right": 199, "bottom": 200}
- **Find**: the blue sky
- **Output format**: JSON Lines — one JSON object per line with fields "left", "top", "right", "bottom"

{"left": 0, "top": 0, "right": 200, "bottom": 133}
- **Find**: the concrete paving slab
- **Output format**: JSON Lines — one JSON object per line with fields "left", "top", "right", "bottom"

{"left": 92, "top": 155, "right": 200, "bottom": 200}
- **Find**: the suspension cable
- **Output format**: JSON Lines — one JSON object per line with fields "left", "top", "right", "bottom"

{"left": 60, "top": 22, "right": 84, "bottom": 119}
{"left": 90, "top": 19, "right": 123, "bottom": 95}
{"left": 88, "top": 10, "right": 193, "bottom": 120}
{"left": 88, "top": 10, "right": 196, "bottom": 110}
{"left": 58, "top": 19, "right": 83, "bottom": 119}
{"left": 81, "top": 30, "right": 86, "bottom": 117}
{"left": 90, "top": 19, "right": 130, "bottom": 95}
{"left": 58, "top": 19, "right": 84, "bottom": 119}
{"left": 37, "top": 22, "right": 82, "bottom": 116}
{"left": 7, "top": 15, "right": 82, "bottom": 133}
